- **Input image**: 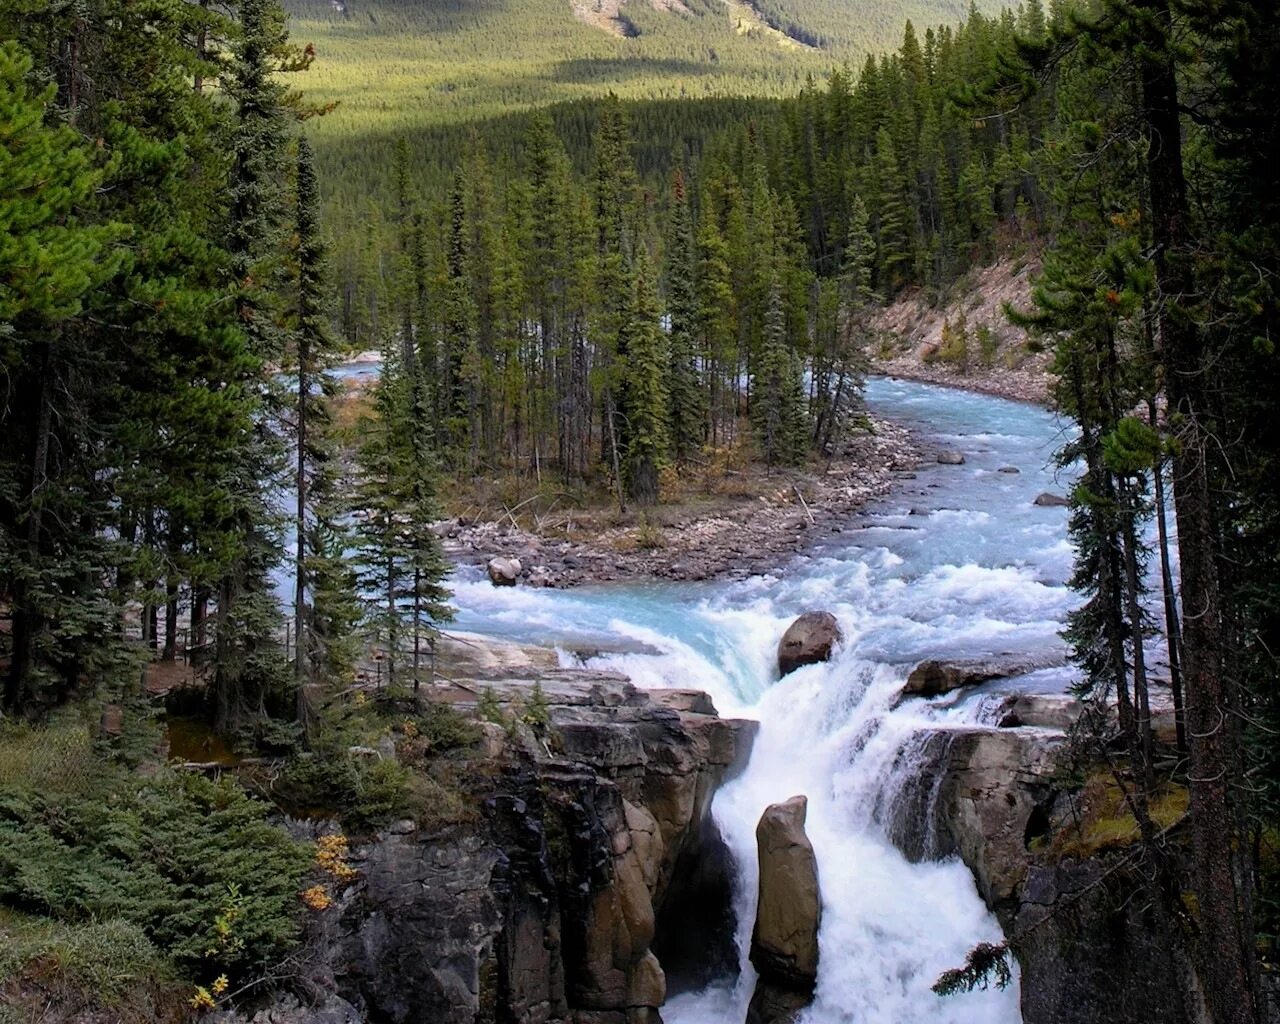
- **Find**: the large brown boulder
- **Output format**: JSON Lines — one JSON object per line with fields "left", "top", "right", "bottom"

{"left": 486, "top": 556, "right": 522, "bottom": 586}
{"left": 777, "top": 612, "right": 842, "bottom": 677}
{"left": 749, "top": 796, "right": 821, "bottom": 1023}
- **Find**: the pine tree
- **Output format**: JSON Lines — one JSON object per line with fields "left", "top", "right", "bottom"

{"left": 352, "top": 348, "right": 454, "bottom": 690}
{"left": 619, "top": 247, "right": 670, "bottom": 506}
{"left": 695, "top": 214, "right": 737, "bottom": 448}
{"left": 751, "top": 281, "right": 806, "bottom": 468}
{"left": 664, "top": 169, "right": 704, "bottom": 465}
{"left": 291, "top": 137, "right": 357, "bottom": 728}
{"left": 592, "top": 97, "right": 640, "bottom": 496}
{"left": 0, "top": 41, "right": 127, "bottom": 711}
{"left": 211, "top": 0, "right": 298, "bottom": 733}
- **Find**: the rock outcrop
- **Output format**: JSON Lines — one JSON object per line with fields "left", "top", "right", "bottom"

{"left": 881, "top": 698, "right": 1216, "bottom": 1024}
{"left": 487, "top": 556, "right": 523, "bottom": 586}
{"left": 900, "top": 654, "right": 1067, "bottom": 698}
{"left": 777, "top": 612, "right": 842, "bottom": 677}
{"left": 257, "top": 654, "right": 755, "bottom": 1024}
{"left": 748, "top": 796, "right": 821, "bottom": 1024}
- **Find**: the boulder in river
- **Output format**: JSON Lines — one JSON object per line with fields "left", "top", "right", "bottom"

{"left": 997, "top": 466, "right": 1021, "bottom": 474}
{"left": 486, "top": 556, "right": 522, "bottom": 586}
{"left": 901, "top": 653, "right": 1068, "bottom": 698}
{"left": 749, "top": 795, "right": 821, "bottom": 1024}
{"left": 1034, "top": 492, "right": 1070, "bottom": 507}
{"left": 903, "top": 658, "right": 1002, "bottom": 696}
{"left": 777, "top": 611, "right": 842, "bottom": 676}
{"left": 936, "top": 450, "right": 966, "bottom": 465}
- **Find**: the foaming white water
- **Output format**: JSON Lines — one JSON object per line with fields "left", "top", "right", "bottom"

{"left": 443, "top": 378, "right": 1089, "bottom": 1024}
{"left": 583, "top": 625, "right": 1021, "bottom": 1024}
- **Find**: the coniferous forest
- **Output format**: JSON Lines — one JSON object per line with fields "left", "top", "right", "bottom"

{"left": 1, "top": 0, "right": 1278, "bottom": 1022}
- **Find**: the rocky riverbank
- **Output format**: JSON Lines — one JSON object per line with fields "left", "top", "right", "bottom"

{"left": 872, "top": 360, "right": 1051, "bottom": 406}
{"left": 439, "top": 418, "right": 921, "bottom": 588}
{"left": 869, "top": 253, "right": 1053, "bottom": 406}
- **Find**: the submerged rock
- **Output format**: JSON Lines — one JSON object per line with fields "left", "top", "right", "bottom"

{"left": 777, "top": 611, "right": 842, "bottom": 676}
{"left": 748, "top": 796, "right": 821, "bottom": 1024}
{"left": 486, "top": 555, "right": 522, "bottom": 586}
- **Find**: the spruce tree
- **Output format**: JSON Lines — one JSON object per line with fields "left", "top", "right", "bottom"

{"left": 291, "top": 137, "right": 357, "bottom": 725}
{"left": 664, "top": 169, "right": 704, "bottom": 465}
{"left": 211, "top": 0, "right": 297, "bottom": 733}
{"left": 0, "top": 41, "right": 127, "bottom": 711}
{"left": 751, "top": 281, "right": 806, "bottom": 468}
{"left": 619, "top": 247, "right": 670, "bottom": 506}
{"left": 352, "top": 348, "right": 454, "bottom": 690}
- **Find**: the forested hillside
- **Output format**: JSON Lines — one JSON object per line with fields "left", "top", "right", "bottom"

{"left": 282, "top": 0, "right": 1003, "bottom": 282}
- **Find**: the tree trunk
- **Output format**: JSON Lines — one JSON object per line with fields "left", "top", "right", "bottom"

{"left": 295, "top": 337, "right": 309, "bottom": 691}
{"left": 163, "top": 577, "right": 179, "bottom": 662}
{"left": 5, "top": 346, "right": 55, "bottom": 712}
{"left": 1149, "top": 398, "right": 1186, "bottom": 754}
{"left": 1136, "top": 7, "right": 1257, "bottom": 1018}
{"left": 1120, "top": 485, "right": 1155, "bottom": 791}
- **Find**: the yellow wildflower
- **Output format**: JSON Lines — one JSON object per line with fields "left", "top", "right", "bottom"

{"left": 189, "top": 986, "right": 215, "bottom": 1010}
{"left": 211, "top": 975, "right": 230, "bottom": 997}
{"left": 301, "top": 885, "right": 332, "bottom": 911}
{"left": 315, "top": 833, "right": 359, "bottom": 882}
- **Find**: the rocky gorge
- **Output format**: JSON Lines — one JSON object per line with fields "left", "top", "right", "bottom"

{"left": 220, "top": 634, "right": 1209, "bottom": 1024}
{"left": 220, "top": 637, "right": 756, "bottom": 1024}
{"left": 224, "top": 377, "right": 1232, "bottom": 1024}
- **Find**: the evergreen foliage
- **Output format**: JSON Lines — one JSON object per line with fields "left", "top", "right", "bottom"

{"left": 1, "top": 0, "right": 1278, "bottom": 1014}
{"left": 0, "top": 765, "right": 310, "bottom": 978}
{"left": 352, "top": 346, "right": 454, "bottom": 691}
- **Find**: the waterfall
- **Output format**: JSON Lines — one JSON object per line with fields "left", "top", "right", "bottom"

{"left": 443, "top": 377, "right": 1086, "bottom": 1023}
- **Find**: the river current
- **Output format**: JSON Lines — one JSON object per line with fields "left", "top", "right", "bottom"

{"left": 444, "top": 377, "right": 1085, "bottom": 1024}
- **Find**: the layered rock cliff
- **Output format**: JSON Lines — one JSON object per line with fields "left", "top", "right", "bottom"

{"left": 887, "top": 690, "right": 1213, "bottom": 1024}
{"left": 231, "top": 650, "right": 755, "bottom": 1024}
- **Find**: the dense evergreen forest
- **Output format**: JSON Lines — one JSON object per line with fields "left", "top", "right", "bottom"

{"left": 0, "top": 0, "right": 1278, "bottom": 1021}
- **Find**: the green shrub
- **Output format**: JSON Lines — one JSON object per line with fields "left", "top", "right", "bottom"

{"left": 976, "top": 324, "right": 998, "bottom": 368}
{"left": 0, "top": 717, "right": 98, "bottom": 796}
{"left": 477, "top": 687, "right": 506, "bottom": 727}
{"left": 520, "top": 683, "right": 551, "bottom": 730}
{"left": 277, "top": 751, "right": 412, "bottom": 831}
{"left": 0, "top": 770, "right": 310, "bottom": 978}
{"left": 937, "top": 312, "right": 971, "bottom": 373}
{"left": 413, "top": 699, "right": 480, "bottom": 752}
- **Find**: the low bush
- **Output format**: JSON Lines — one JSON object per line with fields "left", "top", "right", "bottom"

{"left": 0, "top": 768, "right": 310, "bottom": 980}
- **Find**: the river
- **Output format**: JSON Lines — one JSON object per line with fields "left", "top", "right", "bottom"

{"left": 444, "top": 376, "right": 1084, "bottom": 1024}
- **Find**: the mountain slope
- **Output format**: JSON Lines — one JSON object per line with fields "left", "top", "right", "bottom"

{"left": 285, "top": 0, "right": 998, "bottom": 134}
